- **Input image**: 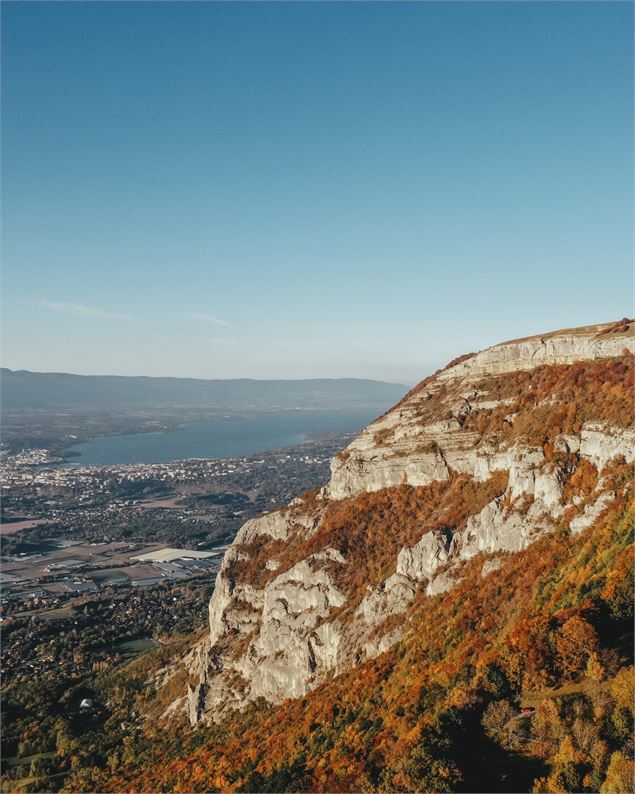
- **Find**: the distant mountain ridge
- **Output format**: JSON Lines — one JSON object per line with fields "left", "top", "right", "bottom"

{"left": 0, "top": 369, "right": 409, "bottom": 410}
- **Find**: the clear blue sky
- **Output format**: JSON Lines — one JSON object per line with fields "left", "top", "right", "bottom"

{"left": 2, "top": 1, "right": 632, "bottom": 383}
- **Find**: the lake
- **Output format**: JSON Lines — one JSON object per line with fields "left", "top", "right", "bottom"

{"left": 65, "top": 408, "right": 378, "bottom": 466}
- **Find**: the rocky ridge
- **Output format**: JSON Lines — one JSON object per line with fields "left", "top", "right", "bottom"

{"left": 177, "top": 320, "right": 634, "bottom": 726}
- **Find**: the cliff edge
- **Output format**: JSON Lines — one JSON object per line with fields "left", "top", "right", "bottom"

{"left": 173, "top": 319, "right": 634, "bottom": 726}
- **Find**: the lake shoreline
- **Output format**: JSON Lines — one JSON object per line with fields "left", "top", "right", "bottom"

{"left": 61, "top": 408, "right": 377, "bottom": 467}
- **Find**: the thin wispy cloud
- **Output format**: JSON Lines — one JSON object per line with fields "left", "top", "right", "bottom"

{"left": 184, "top": 312, "right": 234, "bottom": 329}
{"left": 29, "top": 299, "right": 139, "bottom": 323}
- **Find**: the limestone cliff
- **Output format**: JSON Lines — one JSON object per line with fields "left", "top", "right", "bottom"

{"left": 180, "top": 319, "right": 634, "bottom": 726}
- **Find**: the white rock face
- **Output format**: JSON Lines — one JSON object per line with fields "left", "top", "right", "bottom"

{"left": 208, "top": 568, "right": 233, "bottom": 648}
{"left": 570, "top": 490, "right": 616, "bottom": 534}
{"left": 426, "top": 571, "right": 456, "bottom": 596}
{"left": 180, "top": 321, "right": 633, "bottom": 724}
{"left": 453, "top": 497, "right": 542, "bottom": 560}
{"left": 356, "top": 574, "right": 416, "bottom": 626}
{"left": 328, "top": 324, "right": 634, "bottom": 501}
{"left": 330, "top": 447, "right": 451, "bottom": 501}
{"left": 396, "top": 530, "right": 451, "bottom": 581}
{"left": 236, "top": 509, "right": 293, "bottom": 543}
{"left": 481, "top": 557, "right": 505, "bottom": 578}
{"left": 555, "top": 434, "right": 580, "bottom": 455}
{"left": 579, "top": 423, "right": 635, "bottom": 470}
{"left": 235, "top": 554, "right": 346, "bottom": 702}
{"left": 437, "top": 328, "right": 635, "bottom": 382}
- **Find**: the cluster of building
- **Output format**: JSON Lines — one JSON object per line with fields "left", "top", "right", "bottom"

{"left": 0, "top": 438, "right": 343, "bottom": 612}
{"left": 1, "top": 447, "right": 326, "bottom": 490}
{"left": 0, "top": 447, "right": 63, "bottom": 467}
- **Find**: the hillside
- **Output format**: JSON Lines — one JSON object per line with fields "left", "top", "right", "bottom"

{"left": 61, "top": 319, "right": 634, "bottom": 793}
{"left": 0, "top": 370, "right": 408, "bottom": 411}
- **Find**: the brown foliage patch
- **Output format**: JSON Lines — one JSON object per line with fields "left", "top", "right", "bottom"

{"left": 229, "top": 472, "right": 508, "bottom": 605}
{"left": 462, "top": 354, "right": 633, "bottom": 445}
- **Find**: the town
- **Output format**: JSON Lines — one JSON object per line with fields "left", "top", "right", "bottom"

{"left": 0, "top": 433, "right": 350, "bottom": 675}
{"left": 0, "top": 432, "right": 353, "bottom": 788}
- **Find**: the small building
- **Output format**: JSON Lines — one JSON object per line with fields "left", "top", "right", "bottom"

{"left": 131, "top": 577, "right": 165, "bottom": 587}
{"left": 63, "top": 580, "right": 98, "bottom": 593}
{"left": 79, "top": 698, "right": 93, "bottom": 709}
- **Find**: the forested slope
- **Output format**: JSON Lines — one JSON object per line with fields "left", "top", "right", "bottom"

{"left": 66, "top": 464, "right": 633, "bottom": 792}
{"left": 14, "top": 320, "right": 632, "bottom": 794}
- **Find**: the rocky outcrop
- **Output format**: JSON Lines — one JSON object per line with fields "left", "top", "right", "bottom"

{"left": 579, "top": 423, "right": 635, "bottom": 470}
{"left": 433, "top": 323, "right": 634, "bottom": 382}
{"left": 569, "top": 490, "right": 616, "bottom": 534}
{"left": 328, "top": 322, "right": 634, "bottom": 500}
{"left": 180, "top": 320, "right": 634, "bottom": 725}
{"left": 234, "top": 550, "right": 346, "bottom": 702}
{"left": 397, "top": 530, "right": 451, "bottom": 581}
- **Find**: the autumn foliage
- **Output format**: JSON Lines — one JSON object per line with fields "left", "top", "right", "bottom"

{"left": 66, "top": 461, "right": 635, "bottom": 794}
{"left": 228, "top": 472, "right": 508, "bottom": 604}
{"left": 462, "top": 355, "right": 633, "bottom": 444}
{"left": 54, "top": 348, "right": 634, "bottom": 793}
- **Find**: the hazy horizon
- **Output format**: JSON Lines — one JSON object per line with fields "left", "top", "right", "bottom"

{"left": 2, "top": 2, "right": 633, "bottom": 382}
{"left": 1, "top": 365, "right": 411, "bottom": 386}
{"left": 1, "top": 314, "right": 630, "bottom": 385}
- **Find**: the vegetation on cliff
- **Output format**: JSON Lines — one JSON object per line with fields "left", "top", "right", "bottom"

{"left": 53, "top": 459, "right": 633, "bottom": 793}
{"left": 5, "top": 331, "right": 632, "bottom": 794}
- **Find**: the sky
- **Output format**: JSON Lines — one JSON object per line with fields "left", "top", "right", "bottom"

{"left": 1, "top": 1, "right": 633, "bottom": 383}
